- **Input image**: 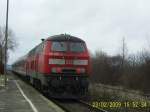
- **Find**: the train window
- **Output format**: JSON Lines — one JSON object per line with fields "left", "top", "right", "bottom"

{"left": 69, "top": 42, "right": 85, "bottom": 52}
{"left": 51, "top": 42, "right": 67, "bottom": 51}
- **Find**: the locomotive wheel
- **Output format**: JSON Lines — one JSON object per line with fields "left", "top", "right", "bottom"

{"left": 37, "top": 80, "right": 42, "bottom": 91}
{"left": 41, "top": 85, "right": 49, "bottom": 95}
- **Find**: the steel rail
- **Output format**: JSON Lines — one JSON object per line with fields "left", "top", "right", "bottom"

{"left": 78, "top": 100, "right": 109, "bottom": 112}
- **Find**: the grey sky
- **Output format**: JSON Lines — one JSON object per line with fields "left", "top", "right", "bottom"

{"left": 0, "top": 0, "right": 150, "bottom": 64}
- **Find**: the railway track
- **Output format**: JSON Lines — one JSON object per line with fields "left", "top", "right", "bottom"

{"left": 44, "top": 91, "right": 150, "bottom": 112}
{"left": 78, "top": 100, "right": 109, "bottom": 112}
{"left": 48, "top": 98, "right": 109, "bottom": 112}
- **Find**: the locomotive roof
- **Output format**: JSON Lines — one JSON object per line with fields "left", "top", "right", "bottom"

{"left": 47, "top": 34, "right": 85, "bottom": 43}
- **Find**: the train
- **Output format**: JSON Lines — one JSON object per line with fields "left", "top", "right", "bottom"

{"left": 12, "top": 34, "right": 90, "bottom": 99}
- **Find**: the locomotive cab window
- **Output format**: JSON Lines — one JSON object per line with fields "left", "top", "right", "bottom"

{"left": 51, "top": 41, "right": 67, "bottom": 51}
{"left": 69, "top": 42, "right": 85, "bottom": 52}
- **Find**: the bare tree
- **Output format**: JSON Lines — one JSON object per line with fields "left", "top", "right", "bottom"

{"left": 0, "top": 26, "right": 17, "bottom": 74}
{"left": 120, "top": 37, "right": 128, "bottom": 69}
{"left": 115, "top": 37, "right": 129, "bottom": 86}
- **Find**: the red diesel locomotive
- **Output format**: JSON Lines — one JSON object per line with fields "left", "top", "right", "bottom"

{"left": 12, "top": 34, "right": 90, "bottom": 98}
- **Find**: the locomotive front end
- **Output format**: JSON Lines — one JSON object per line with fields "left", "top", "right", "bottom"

{"left": 44, "top": 35, "right": 90, "bottom": 98}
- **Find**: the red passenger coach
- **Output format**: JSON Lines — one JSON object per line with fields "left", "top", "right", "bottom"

{"left": 12, "top": 34, "right": 90, "bottom": 98}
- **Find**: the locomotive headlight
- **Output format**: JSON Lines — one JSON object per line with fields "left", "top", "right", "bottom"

{"left": 73, "top": 59, "right": 88, "bottom": 65}
{"left": 49, "top": 59, "right": 65, "bottom": 65}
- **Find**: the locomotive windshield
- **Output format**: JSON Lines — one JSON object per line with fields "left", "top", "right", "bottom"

{"left": 51, "top": 41, "right": 85, "bottom": 52}
{"left": 51, "top": 42, "right": 67, "bottom": 51}
{"left": 69, "top": 42, "right": 85, "bottom": 52}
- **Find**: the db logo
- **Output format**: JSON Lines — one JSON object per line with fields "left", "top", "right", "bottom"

{"left": 66, "top": 60, "right": 73, "bottom": 64}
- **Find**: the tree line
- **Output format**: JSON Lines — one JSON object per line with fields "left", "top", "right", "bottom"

{"left": 90, "top": 48, "right": 150, "bottom": 93}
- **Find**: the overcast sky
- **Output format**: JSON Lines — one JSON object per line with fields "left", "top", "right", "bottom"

{"left": 1, "top": 0, "right": 150, "bottom": 64}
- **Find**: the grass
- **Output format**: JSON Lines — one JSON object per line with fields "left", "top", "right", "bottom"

{"left": 89, "top": 83, "right": 150, "bottom": 112}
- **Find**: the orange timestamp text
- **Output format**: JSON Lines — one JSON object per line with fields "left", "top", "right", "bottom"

{"left": 91, "top": 101, "right": 149, "bottom": 108}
